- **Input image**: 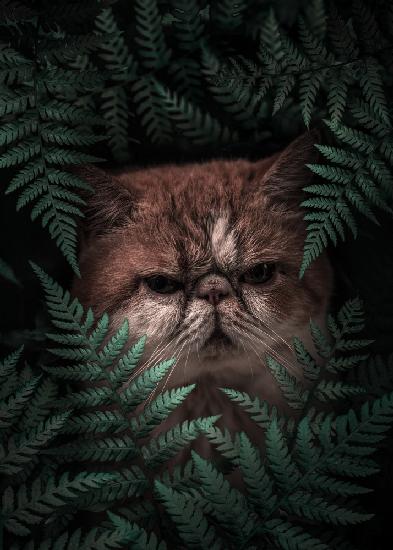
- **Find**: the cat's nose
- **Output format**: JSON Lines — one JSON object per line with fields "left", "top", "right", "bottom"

{"left": 196, "top": 274, "right": 234, "bottom": 306}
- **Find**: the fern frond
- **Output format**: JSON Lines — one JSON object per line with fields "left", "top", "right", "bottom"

{"left": 132, "top": 385, "right": 196, "bottom": 438}
{"left": 47, "top": 435, "right": 137, "bottom": 463}
{"left": 202, "top": 50, "right": 260, "bottom": 129}
{"left": 191, "top": 450, "right": 255, "bottom": 541}
{"left": 155, "top": 82, "right": 238, "bottom": 146}
{"left": 170, "top": 0, "right": 204, "bottom": 52}
{"left": 266, "top": 356, "right": 309, "bottom": 409}
{"left": 134, "top": 0, "right": 171, "bottom": 70}
{"left": 1, "top": 413, "right": 69, "bottom": 476}
{"left": 266, "top": 419, "right": 302, "bottom": 490}
{"left": 0, "top": 20, "right": 105, "bottom": 274}
{"left": 264, "top": 518, "right": 329, "bottom": 550}
{"left": 95, "top": 6, "right": 138, "bottom": 162}
{"left": 143, "top": 416, "right": 219, "bottom": 468}
{"left": 220, "top": 387, "right": 292, "bottom": 431}
{"left": 238, "top": 432, "right": 277, "bottom": 516}
{"left": 155, "top": 480, "right": 223, "bottom": 549}
{"left": 108, "top": 511, "right": 167, "bottom": 549}
{"left": 198, "top": 425, "right": 239, "bottom": 465}
{"left": 131, "top": 76, "right": 172, "bottom": 144}
{"left": 3, "top": 472, "right": 115, "bottom": 536}
{"left": 119, "top": 359, "right": 174, "bottom": 411}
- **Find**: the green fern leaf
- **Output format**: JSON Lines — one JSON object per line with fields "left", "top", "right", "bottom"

{"left": 0, "top": 376, "right": 41, "bottom": 431}
{"left": 220, "top": 387, "right": 292, "bottom": 431}
{"left": 131, "top": 76, "right": 172, "bottom": 144}
{"left": 132, "top": 385, "right": 196, "bottom": 438}
{"left": 108, "top": 511, "right": 167, "bottom": 549}
{"left": 62, "top": 411, "right": 128, "bottom": 435}
{"left": 95, "top": 7, "right": 138, "bottom": 81}
{"left": 327, "top": 71, "right": 351, "bottom": 123}
{"left": 273, "top": 75, "right": 296, "bottom": 115}
{"left": 56, "top": 387, "right": 112, "bottom": 409}
{"left": 170, "top": 0, "right": 204, "bottom": 52}
{"left": 238, "top": 432, "right": 277, "bottom": 516}
{"left": 299, "top": 70, "right": 325, "bottom": 127}
{"left": 202, "top": 49, "right": 260, "bottom": 129}
{"left": 286, "top": 491, "right": 372, "bottom": 525}
{"left": 119, "top": 358, "right": 175, "bottom": 411}
{"left": 154, "top": 480, "right": 222, "bottom": 549}
{"left": 18, "top": 377, "right": 57, "bottom": 430}
{"left": 292, "top": 337, "right": 320, "bottom": 381}
{"left": 360, "top": 57, "right": 390, "bottom": 126}
{"left": 1, "top": 413, "right": 69, "bottom": 476}
{"left": 143, "top": 416, "right": 219, "bottom": 467}
{"left": 265, "top": 419, "right": 302, "bottom": 491}
{"left": 266, "top": 356, "right": 309, "bottom": 410}
{"left": 264, "top": 518, "right": 329, "bottom": 550}
{"left": 198, "top": 425, "right": 239, "bottom": 464}
{"left": 316, "top": 381, "right": 365, "bottom": 403}
{"left": 110, "top": 335, "right": 146, "bottom": 387}
{"left": 48, "top": 435, "right": 138, "bottom": 463}
{"left": 191, "top": 450, "right": 255, "bottom": 541}
{"left": 134, "top": 0, "right": 171, "bottom": 70}
{"left": 155, "top": 82, "right": 238, "bottom": 145}
{"left": 305, "top": 0, "right": 327, "bottom": 38}
{"left": 4, "top": 472, "right": 116, "bottom": 536}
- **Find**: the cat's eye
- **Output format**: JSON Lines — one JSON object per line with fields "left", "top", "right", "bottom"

{"left": 240, "top": 263, "right": 275, "bottom": 285}
{"left": 144, "top": 275, "right": 183, "bottom": 294}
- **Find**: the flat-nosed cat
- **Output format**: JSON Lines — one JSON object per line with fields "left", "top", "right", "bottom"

{"left": 72, "top": 132, "right": 333, "bottom": 464}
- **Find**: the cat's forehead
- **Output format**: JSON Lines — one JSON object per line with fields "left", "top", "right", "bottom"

{"left": 118, "top": 157, "right": 304, "bottom": 275}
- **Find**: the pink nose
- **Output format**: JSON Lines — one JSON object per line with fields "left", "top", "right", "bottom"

{"left": 195, "top": 274, "right": 234, "bottom": 306}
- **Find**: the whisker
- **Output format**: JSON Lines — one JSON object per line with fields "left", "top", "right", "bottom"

{"left": 236, "top": 309, "right": 293, "bottom": 355}
{"left": 232, "top": 319, "right": 299, "bottom": 375}
{"left": 251, "top": 309, "right": 294, "bottom": 352}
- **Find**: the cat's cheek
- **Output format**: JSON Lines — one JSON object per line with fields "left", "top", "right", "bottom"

{"left": 113, "top": 292, "right": 184, "bottom": 343}
{"left": 240, "top": 287, "right": 275, "bottom": 321}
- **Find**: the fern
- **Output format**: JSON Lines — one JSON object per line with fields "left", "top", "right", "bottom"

{"left": 2, "top": 1, "right": 393, "bottom": 548}
{"left": 0, "top": 15, "right": 106, "bottom": 275}
{"left": 134, "top": 0, "right": 171, "bottom": 70}
{"left": 30, "top": 262, "right": 218, "bottom": 533}
{"left": 153, "top": 298, "right": 388, "bottom": 548}
{"left": 95, "top": 7, "right": 138, "bottom": 162}
{"left": 0, "top": 348, "right": 114, "bottom": 539}
{"left": 155, "top": 81, "right": 238, "bottom": 146}
{"left": 132, "top": 76, "right": 172, "bottom": 144}
{"left": 300, "top": 107, "right": 393, "bottom": 275}
{"left": 202, "top": 50, "right": 262, "bottom": 130}
{"left": 108, "top": 511, "right": 167, "bottom": 549}
{"left": 169, "top": 0, "right": 204, "bottom": 53}
{"left": 154, "top": 481, "right": 223, "bottom": 548}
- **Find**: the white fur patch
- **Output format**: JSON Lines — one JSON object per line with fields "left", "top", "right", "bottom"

{"left": 210, "top": 214, "right": 237, "bottom": 269}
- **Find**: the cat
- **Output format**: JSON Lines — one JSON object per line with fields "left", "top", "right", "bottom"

{"left": 72, "top": 131, "right": 333, "bottom": 467}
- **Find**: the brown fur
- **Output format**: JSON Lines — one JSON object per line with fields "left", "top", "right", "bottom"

{"left": 73, "top": 132, "right": 333, "bottom": 467}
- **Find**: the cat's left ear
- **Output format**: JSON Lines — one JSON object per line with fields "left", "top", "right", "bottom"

{"left": 67, "top": 164, "right": 137, "bottom": 237}
{"left": 258, "top": 130, "right": 320, "bottom": 205}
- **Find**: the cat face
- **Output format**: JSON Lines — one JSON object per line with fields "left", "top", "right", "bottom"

{"left": 73, "top": 133, "right": 333, "bottom": 386}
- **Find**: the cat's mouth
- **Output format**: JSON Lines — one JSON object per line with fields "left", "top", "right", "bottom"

{"left": 202, "top": 327, "right": 233, "bottom": 356}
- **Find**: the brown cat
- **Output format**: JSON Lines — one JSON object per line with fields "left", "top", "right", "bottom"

{"left": 72, "top": 132, "right": 333, "bottom": 464}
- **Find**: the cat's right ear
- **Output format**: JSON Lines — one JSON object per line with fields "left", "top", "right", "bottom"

{"left": 69, "top": 165, "right": 135, "bottom": 237}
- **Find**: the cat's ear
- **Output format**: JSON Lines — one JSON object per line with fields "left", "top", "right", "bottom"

{"left": 70, "top": 165, "right": 136, "bottom": 236}
{"left": 258, "top": 130, "right": 320, "bottom": 205}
